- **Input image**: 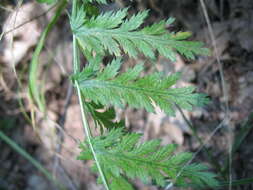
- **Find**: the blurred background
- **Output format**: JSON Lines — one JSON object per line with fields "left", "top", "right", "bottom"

{"left": 0, "top": 0, "right": 253, "bottom": 189}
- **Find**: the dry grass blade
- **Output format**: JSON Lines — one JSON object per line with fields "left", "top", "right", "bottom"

{"left": 198, "top": 1, "right": 232, "bottom": 189}
{"left": 173, "top": 0, "right": 232, "bottom": 187}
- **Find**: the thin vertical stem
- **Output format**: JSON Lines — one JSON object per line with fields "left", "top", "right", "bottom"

{"left": 75, "top": 81, "right": 110, "bottom": 190}
{"left": 199, "top": 1, "right": 231, "bottom": 189}
{"left": 71, "top": 0, "right": 110, "bottom": 189}
{"left": 72, "top": 0, "right": 80, "bottom": 73}
{"left": 72, "top": 37, "right": 80, "bottom": 73}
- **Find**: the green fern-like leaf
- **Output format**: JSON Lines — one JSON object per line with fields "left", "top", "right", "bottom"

{"left": 71, "top": 7, "right": 209, "bottom": 61}
{"left": 73, "top": 59, "right": 208, "bottom": 115}
{"left": 78, "top": 128, "right": 219, "bottom": 189}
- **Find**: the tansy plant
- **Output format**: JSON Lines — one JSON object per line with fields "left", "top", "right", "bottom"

{"left": 30, "top": 0, "right": 219, "bottom": 189}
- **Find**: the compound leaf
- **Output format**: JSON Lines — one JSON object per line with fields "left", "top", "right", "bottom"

{"left": 71, "top": 7, "right": 209, "bottom": 60}
{"left": 74, "top": 59, "right": 209, "bottom": 116}
{"left": 78, "top": 128, "right": 219, "bottom": 189}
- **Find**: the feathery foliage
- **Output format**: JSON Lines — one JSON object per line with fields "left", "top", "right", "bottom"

{"left": 26, "top": 0, "right": 218, "bottom": 189}
{"left": 71, "top": 7, "right": 209, "bottom": 61}
{"left": 78, "top": 128, "right": 219, "bottom": 189}
{"left": 69, "top": 0, "right": 219, "bottom": 189}
{"left": 73, "top": 59, "right": 209, "bottom": 115}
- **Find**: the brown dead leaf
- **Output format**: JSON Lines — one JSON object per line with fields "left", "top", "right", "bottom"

{"left": 2, "top": 2, "right": 46, "bottom": 65}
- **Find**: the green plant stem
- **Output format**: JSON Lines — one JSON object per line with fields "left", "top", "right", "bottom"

{"left": 71, "top": 1, "right": 109, "bottom": 189}
{"left": 72, "top": 36, "right": 80, "bottom": 73}
{"left": 72, "top": 0, "right": 80, "bottom": 73}
{"left": 29, "top": 0, "right": 67, "bottom": 112}
{"left": 0, "top": 131, "right": 64, "bottom": 190}
{"left": 75, "top": 81, "right": 110, "bottom": 190}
